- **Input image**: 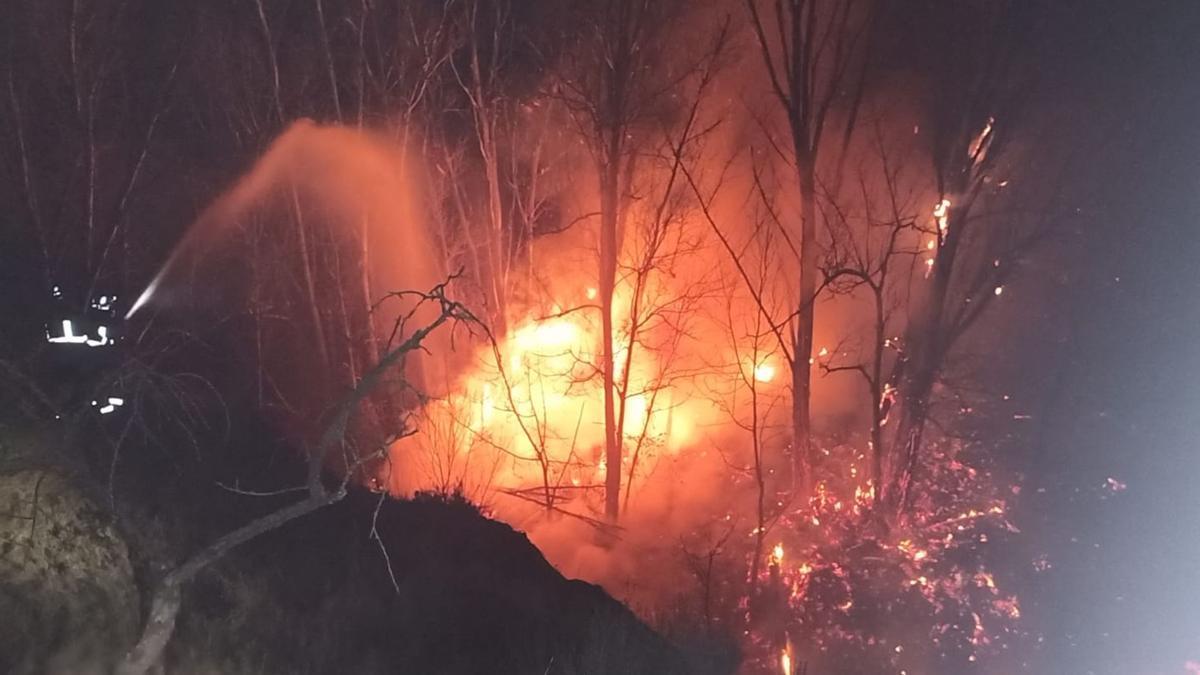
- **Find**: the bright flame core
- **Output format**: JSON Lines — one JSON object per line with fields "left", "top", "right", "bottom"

{"left": 754, "top": 360, "right": 777, "bottom": 383}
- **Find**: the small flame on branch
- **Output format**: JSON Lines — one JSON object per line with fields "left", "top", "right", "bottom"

{"left": 933, "top": 198, "right": 951, "bottom": 235}
{"left": 771, "top": 542, "right": 785, "bottom": 566}
{"left": 968, "top": 116, "right": 996, "bottom": 165}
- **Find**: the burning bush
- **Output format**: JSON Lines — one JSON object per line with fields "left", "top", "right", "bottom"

{"left": 740, "top": 437, "right": 1025, "bottom": 674}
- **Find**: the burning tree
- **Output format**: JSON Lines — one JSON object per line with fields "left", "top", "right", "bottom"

{"left": 551, "top": 0, "right": 693, "bottom": 522}
{"left": 883, "top": 0, "right": 1048, "bottom": 519}
{"left": 0, "top": 1, "right": 1098, "bottom": 673}
{"left": 664, "top": 1, "right": 1066, "bottom": 670}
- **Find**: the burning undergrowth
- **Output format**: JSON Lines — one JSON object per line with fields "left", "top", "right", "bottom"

{"left": 120, "top": 16, "right": 1049, "bottom": 667}
{"left": 373, "top": 248, "right": 1035, "bottom": 673}
{"left": 747, "top": 438, "right": 1026, "bottom": 673}
{"left": 132, "top": 115, "right": 1040, "bottom": 671}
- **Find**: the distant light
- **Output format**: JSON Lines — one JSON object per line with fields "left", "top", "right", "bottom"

{"left": 85, "top": 325, "right": 111, "bottom": 347}
{"left": 93, "top": 396, "right": 124, "bottom": 416}
{"left": 48, "top": 320, "right": 112, "bottom": 347}
{"left": 48, "top": 319, "right": 87, "bottom": 344}
{"left": 92, "top": 294, "right": 116, "bottom": 311}
{"left": 994, "top": 286, "right": 1004, "bottom": 296}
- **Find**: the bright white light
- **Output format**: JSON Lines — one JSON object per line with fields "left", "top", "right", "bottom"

{"left": 94, "top": 396, "right": 123, "bottom": 415}
{"left": 85, "top": 326, "right": 111, "bottom": 347}
{"left": 48, "top": 320, "right": 114, "bottom": 347}
{"left": 92, "top": 295, "right": 116, "bottom": 311}
{"left": 126, "top": 277, "right": 160, "bottom": 319}
{"left": 933, "top": 198, "right": 951, "bottom": 233}
{"left": 753, "top": 361, "right": 776, "bottom": 383}
{"left": 48, "top": 319, "right": 87, "bottom": 344}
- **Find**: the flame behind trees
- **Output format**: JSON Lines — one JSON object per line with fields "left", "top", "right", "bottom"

{"left": 743, "top": 0, "right": 875, "bottom": 499}
{"left": 551, "top": 0, "right": 729, "bottom": 522}
{"left": 0, "top": 0, "right": 1077, "bottom": 671}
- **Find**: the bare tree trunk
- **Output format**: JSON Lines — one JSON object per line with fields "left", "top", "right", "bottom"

{"left": 116, "top": 495, "right": 334, "bottom": 675}
{"left": 745, "top": 0, "right": 872, "bottom": 500}
{"left": 289, "top": 186, "right": 332, "bottom": 369}
{"left": 890, "top": 201, "right": 961, "bottom": 514}
{"left": 792, "top": 164, "right": 817, "bottom": 497}
{"left": 600, "top": 148, "right": 621, "bottom": 522}
{"left": 869, "top": 287, "right": 885, "bottom": 506}
{"left": 256, "top": 0, "right": 330, "bottom": 372}
{"left": 462, "top": 0, "right": 509, "bottom": 337}
{"left": 315, "top": 0, "right": 343, "bottom": 121}
{"left": 749, "top": 366, "right": 766, "bottom": 592}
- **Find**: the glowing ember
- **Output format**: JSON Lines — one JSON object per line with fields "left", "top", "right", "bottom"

{"left": 968, "top": 116, "right": 996, "bottom": 162}
{"left": 933, "top": 198, "right": 951, "bottom": 234}
{"left": 771, "top": 543, "right": 785, "bottom": 566}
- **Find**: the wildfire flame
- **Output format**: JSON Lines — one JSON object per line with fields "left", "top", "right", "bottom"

{"left": 933, "top": 198, "right": 951, "bottom": 234}
{"left": 771, "top": 543, "right": 785, "bottom": 566}
{"left": 754, "top": 360, "right": 777, "bottom": 383}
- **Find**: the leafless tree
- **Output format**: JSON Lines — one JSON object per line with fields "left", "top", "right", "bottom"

{"left": 454, "top": 0, "right": 513, "bottom": 336}
{"left": 816, "top": 121, "right": 923, "bottom": 507}
{"left": 117, "top": 281, "right": 475, "bottom": 675}
{"left": 553, "top": 0, "right": 718, "bottom": 522}
{"left": 0, "top": 0, "right": 182, "bottom": 308}
{"left": 885, "top": 0, "right": 1050, "bottom": 517}
{"left": 743, "top": 0, "right": 874, "bottom": 496}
